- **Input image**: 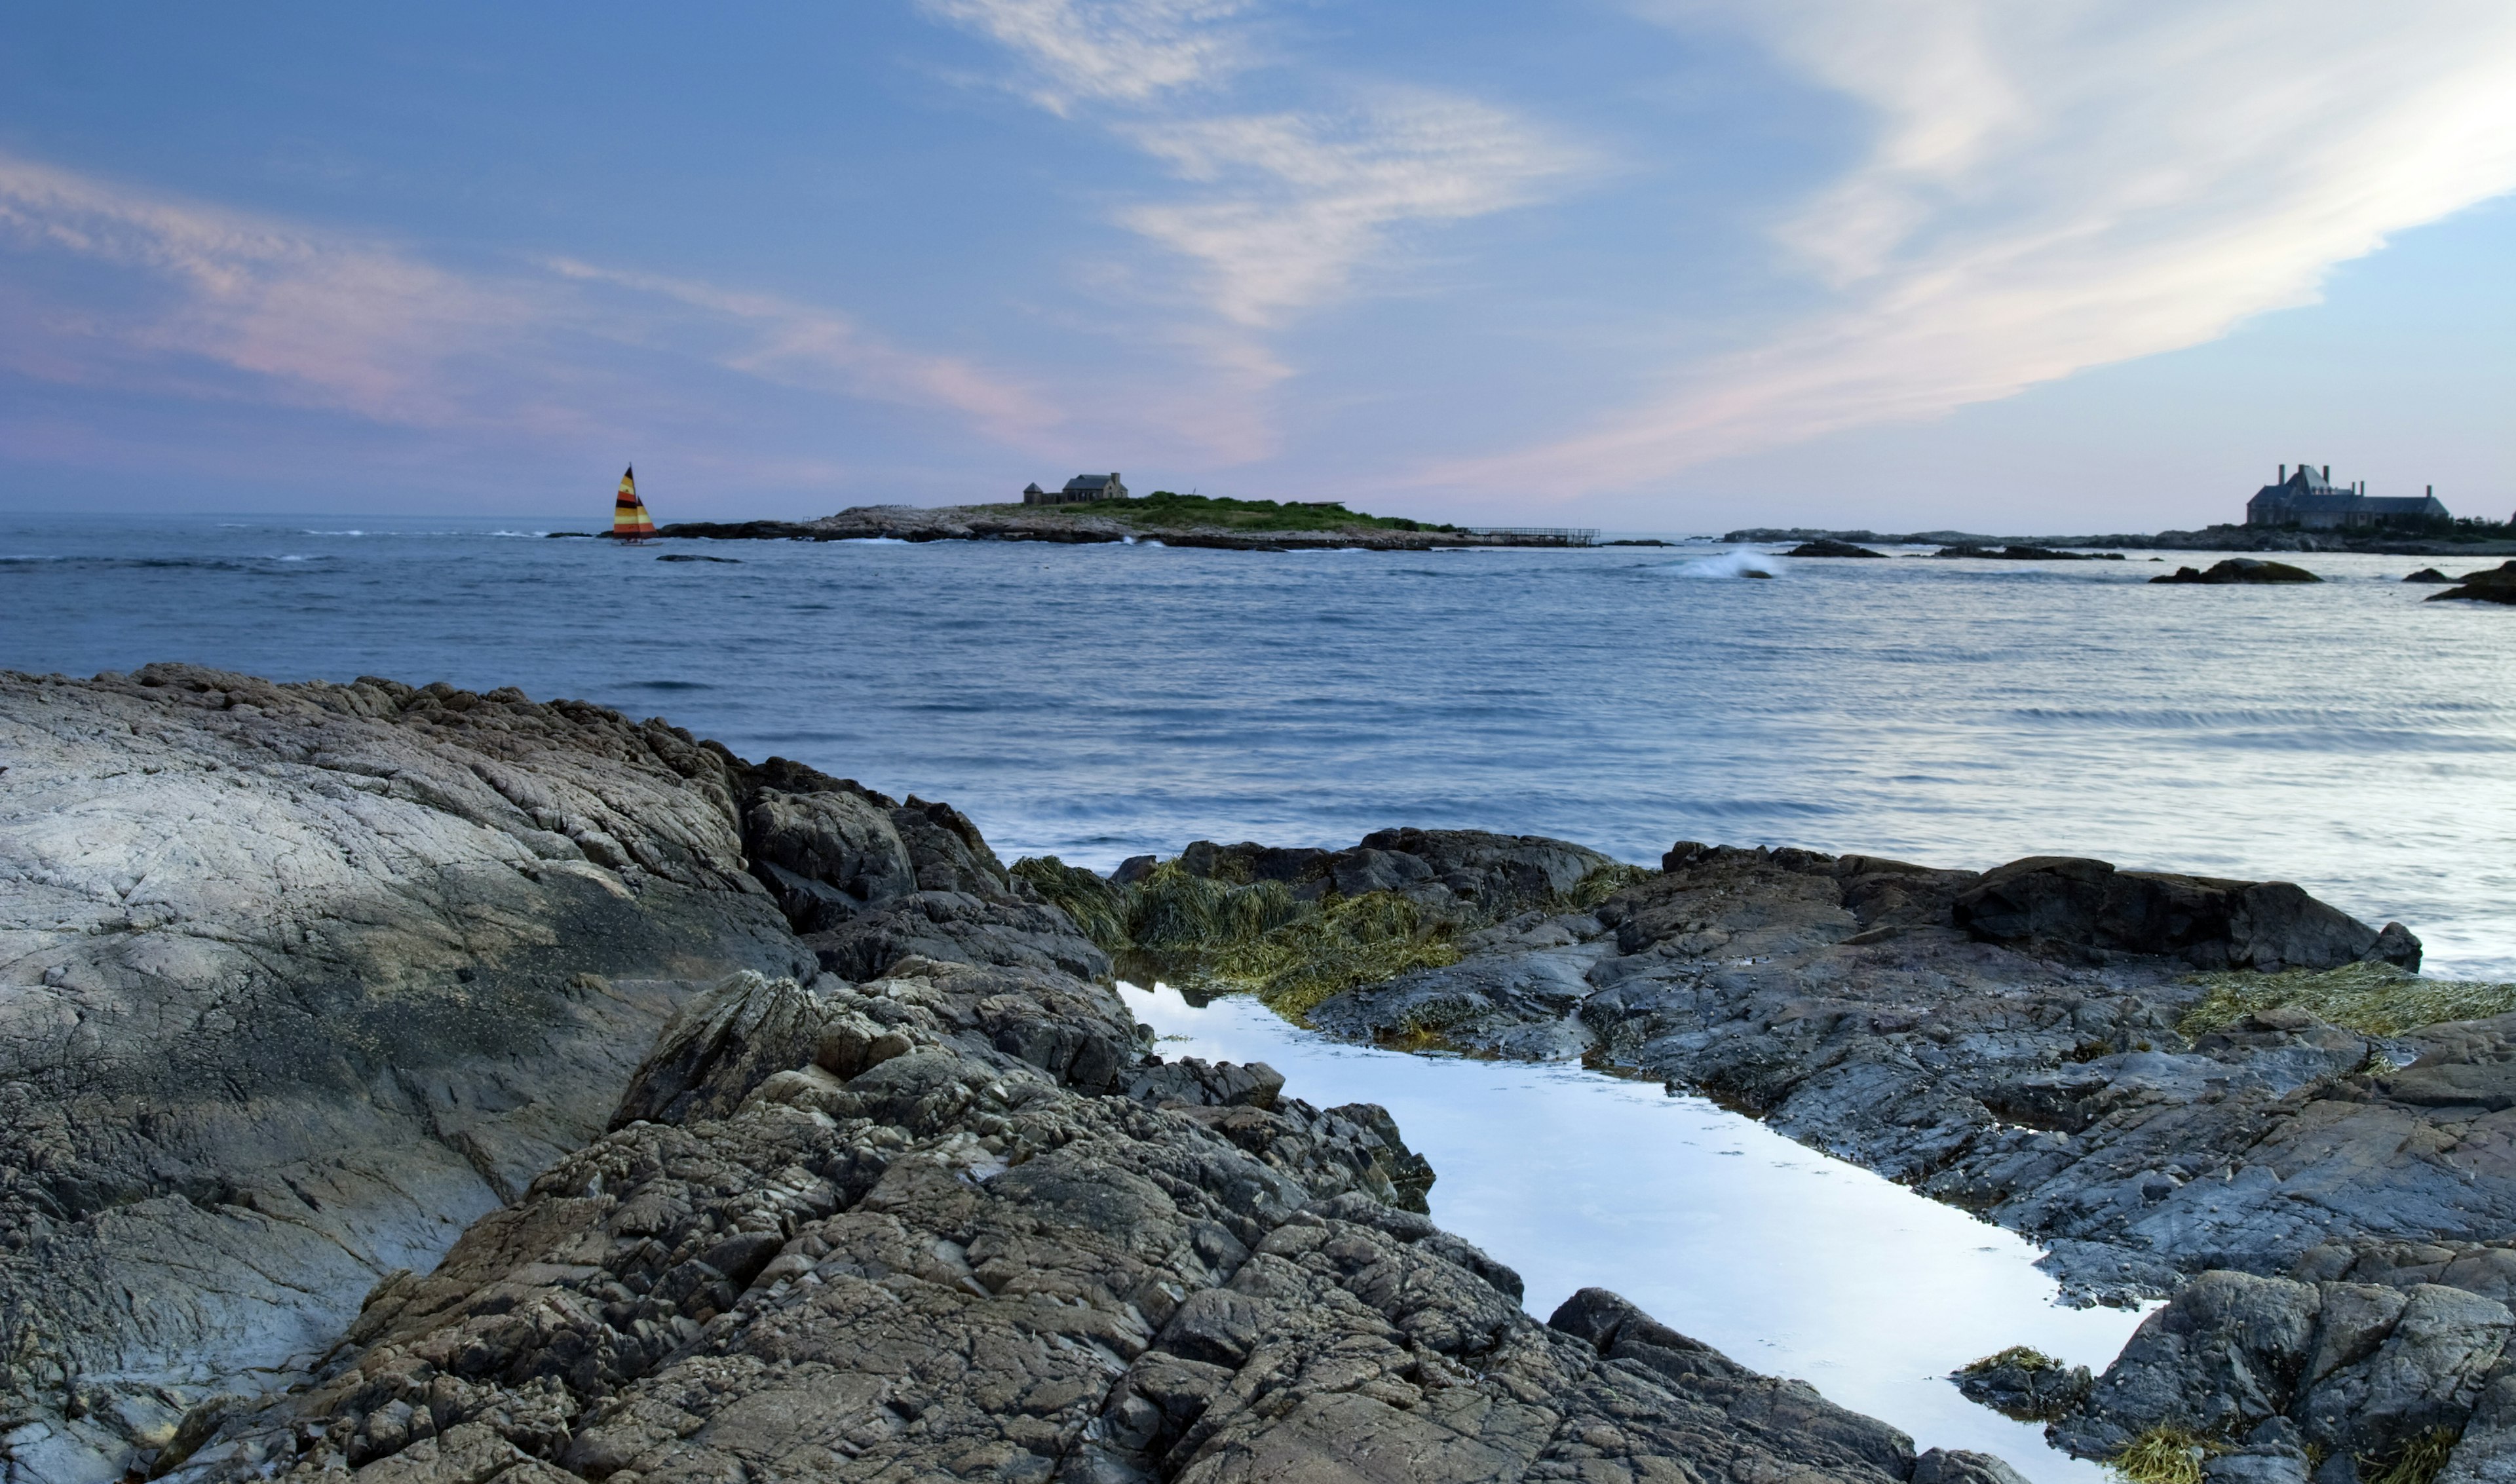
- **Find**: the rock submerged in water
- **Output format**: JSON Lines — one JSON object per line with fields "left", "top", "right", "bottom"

{"left": 1932, "top": 544, "right": 2122, "bottom": 561}
{"left": 1786, "top": 538, "right": 1890, "bottom": 558}
{"left": 2150, "top": 558, "right": 2322, "bottom": 584}
{"left": 2426, "top": 559, "right": 2516, "bottom": 604}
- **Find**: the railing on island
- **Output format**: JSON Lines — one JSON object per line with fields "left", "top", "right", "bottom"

{"left": 1458, "top": 527, "right": 1600, "bottom": 546}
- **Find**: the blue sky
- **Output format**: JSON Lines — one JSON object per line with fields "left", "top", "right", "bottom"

{"left": 4, "top": 1, "right": 2513, "bottom": 531}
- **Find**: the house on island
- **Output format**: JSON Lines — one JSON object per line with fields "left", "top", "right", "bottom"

{"left": 2247, "top": 463, "right": 2449, "bottom": 529}
{"left": 1022, "top": 473, "right": 1129, "bottom": 505}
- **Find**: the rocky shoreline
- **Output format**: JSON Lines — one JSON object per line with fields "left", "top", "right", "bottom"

{"left": 1, "top": 668, "right": 2023, "bottom": 1484}
{"left": 12, "top": 666, "right": 2516, "bottom": 1484}
{"left": 1061, "top": 834, "right": 2516, "bottom": 1481}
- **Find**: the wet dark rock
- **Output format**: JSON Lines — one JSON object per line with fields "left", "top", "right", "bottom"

{"left": 802, "top": 888, "right": 1113, "bottom": 983}
{"left": 653, "top": 554, "right": 740, "bottom": 563}
{"left": 1787, "top": 538, "right": 1890, "bottom": 557}
{"left": 2151, "top": 558, "right": 2323, "bottom": 584}
{"left": 1951, "top": 855, "right": 2419, "bottom": 971}
{"left": 1166, "top": 826, "right": 1615, "bottom": 919}
{"left": 1119, "top": 1056, "right": 1286, "bottom": 1110}
{"left": 2405, "top": 568, "right": 2454, "bottom": 582}
{"left": 2429, "top": 561, "right": 2516, "bottom": 603}
{"left": 1915, "top": 1447, "right": 2038, "bottom": 1484}
{"left": 1951, "top": 1351, "right": 2093, "bottom": 1420}
{"left": 2059, "top": 1269, "right": 2511, "bottom": 1475}
{"left": 1931, "top": 544, "right": 2120, "bottom": 561}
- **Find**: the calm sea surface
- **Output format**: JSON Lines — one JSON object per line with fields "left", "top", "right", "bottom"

{"left": 7, "top": 513, "right": 2509, "bottom": 971}
{"left": 9, "top": 511, "right": 2511, "bottom": 1478}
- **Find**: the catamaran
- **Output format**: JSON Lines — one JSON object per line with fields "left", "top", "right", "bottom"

{"left": 613, "top": 466, "right": 656, "bottom": 541}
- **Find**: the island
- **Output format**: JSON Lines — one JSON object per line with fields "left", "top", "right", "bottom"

{"left": 651, "top": 491, "right": 1600, "bottom": 552}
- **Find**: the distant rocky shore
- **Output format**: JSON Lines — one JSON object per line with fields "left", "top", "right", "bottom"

{"left": 1732, "top": 525, "right": 2516, "bottom": 558}
{"left": 635, "top": 504, "right": 1571, "bottom": 552}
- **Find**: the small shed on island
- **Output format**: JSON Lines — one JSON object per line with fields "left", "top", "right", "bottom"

{"left": 2245, "top": 463, "right": 2448, "bottom": 529}
{"left": 1022, "top": 473, "right": 1128, "bottom": 505}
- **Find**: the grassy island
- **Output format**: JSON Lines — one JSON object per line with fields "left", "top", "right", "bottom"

{"left": 1005, "top": 490, "right": 1458, "bottom": 535}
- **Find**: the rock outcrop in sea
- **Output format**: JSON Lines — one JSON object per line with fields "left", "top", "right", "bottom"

{"left": 2, "top": 667, "right": 2017, "bottom": 1484}
{"left": 2150, "top": 559, "right": 2323, "bottom": 584}
{"left": 2425, "top": 560, "right": 2516, "bottom": 604}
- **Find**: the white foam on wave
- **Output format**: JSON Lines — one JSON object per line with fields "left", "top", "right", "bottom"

{"left": 1669, "top": 548, "right": 1780, "bottom": 579}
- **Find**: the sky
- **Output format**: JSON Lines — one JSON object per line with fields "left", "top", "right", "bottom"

{"left": 3, "top": 1, "right": 2513, "bottom": 533}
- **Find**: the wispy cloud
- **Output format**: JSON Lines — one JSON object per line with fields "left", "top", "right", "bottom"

{"left": 1120, "top": 96, "right": 1584, "bottom": 328}
{"left": 917, "top": 0, "right": 1259, "bottom": 110}
{"left": 0, "top": 151, "right": 1054, "bottom": 454}
{"left": 545, "top": 260, "right": 1059, "bottom": 442}
{"left": 923, "top": 0, "right": 1588, "bottom": 460}
{"left": 1424, "top": 0, "right": 2516, "bottom": 497}
{"left": 0, "top": 152, "right": 537, "bottom": 428}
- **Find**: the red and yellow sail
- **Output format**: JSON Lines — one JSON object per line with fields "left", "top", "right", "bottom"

{"left": 612, "top": 466, "right": 656, "bottom": 539}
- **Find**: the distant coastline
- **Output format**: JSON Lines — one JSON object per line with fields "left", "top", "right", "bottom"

{"left": 1723, "top": 524, "right": 2516, "bottom": 558}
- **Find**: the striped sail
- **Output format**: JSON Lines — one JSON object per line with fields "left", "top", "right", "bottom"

{"left": 613, "top": 466, "right": 656, "bottom": 539}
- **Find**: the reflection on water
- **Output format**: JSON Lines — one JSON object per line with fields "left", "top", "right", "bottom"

{"left": 1122, "top": 982, "right": 2148, "bottom": 1484}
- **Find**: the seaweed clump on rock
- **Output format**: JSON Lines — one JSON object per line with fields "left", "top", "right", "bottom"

{"left": 1951, "top": 1346, "right": 2091, "bottom": 1422}
{"left": 1014, "top": 829, "right": 1643, "bottom": 1022}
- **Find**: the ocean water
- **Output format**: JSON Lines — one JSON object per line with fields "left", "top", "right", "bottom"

{"left": 5, "top": 512, "right": 2509, "bottom": 972}
{"left": 1124, "top": 983, "right": 2144, "bottom": 1484}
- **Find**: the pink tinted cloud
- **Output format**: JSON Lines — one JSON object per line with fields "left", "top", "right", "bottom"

{"left": 0, "top": 151, "right": 1056, "bottom": 457}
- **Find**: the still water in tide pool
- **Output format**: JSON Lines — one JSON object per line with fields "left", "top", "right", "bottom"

{"left": 5, "top": 512, "right": 2510, "bottom": 970}
{"left": 1124, "top": 983, "right": 2144, "bottom": 1483}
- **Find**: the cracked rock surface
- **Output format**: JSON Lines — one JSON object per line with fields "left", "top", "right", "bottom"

{"left": 7, "top": 668, "right": 2023, "bottom": 1484}
{"left": 174, "top": 964, "right": 1992, "bottom": 1484}
{"left": 0, "top": 667, "right": 1094, "bottom": 1483}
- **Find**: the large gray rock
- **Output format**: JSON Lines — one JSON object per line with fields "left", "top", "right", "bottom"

{"left": 2061, "top": 1269, "right": 2514, "bottom": 1469}
{"left": 742, "top": 787, "right": 915, "bottom": 932}
{"left": 1952, "top": 855, "right": 2419, "bottom": 971}
{"left": 0, "top": 667, "right": 819, "bottom": 1483}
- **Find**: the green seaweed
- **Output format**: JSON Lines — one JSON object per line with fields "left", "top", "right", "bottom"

{"left": 2110, "top": 1427, "right": 2218, "bottom": 1484}
{"left": 1958, "top": 1345, "right": 2062, "bottom": 1375}
{"left": 2179, "top": 962, "right": 2516, "bottom": 1039}
{"left": 1557, "top": 861, "right": 1655, "bottom": 911}
{"left": 1010, "top": 855, "right": 1132, "bottom": 949}
{"left": 1013, "top": 848, "right": 1658, "bottom": 1027}
{"left": 2367, "top": 1429, "right": 2460, "bottom": 1484}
